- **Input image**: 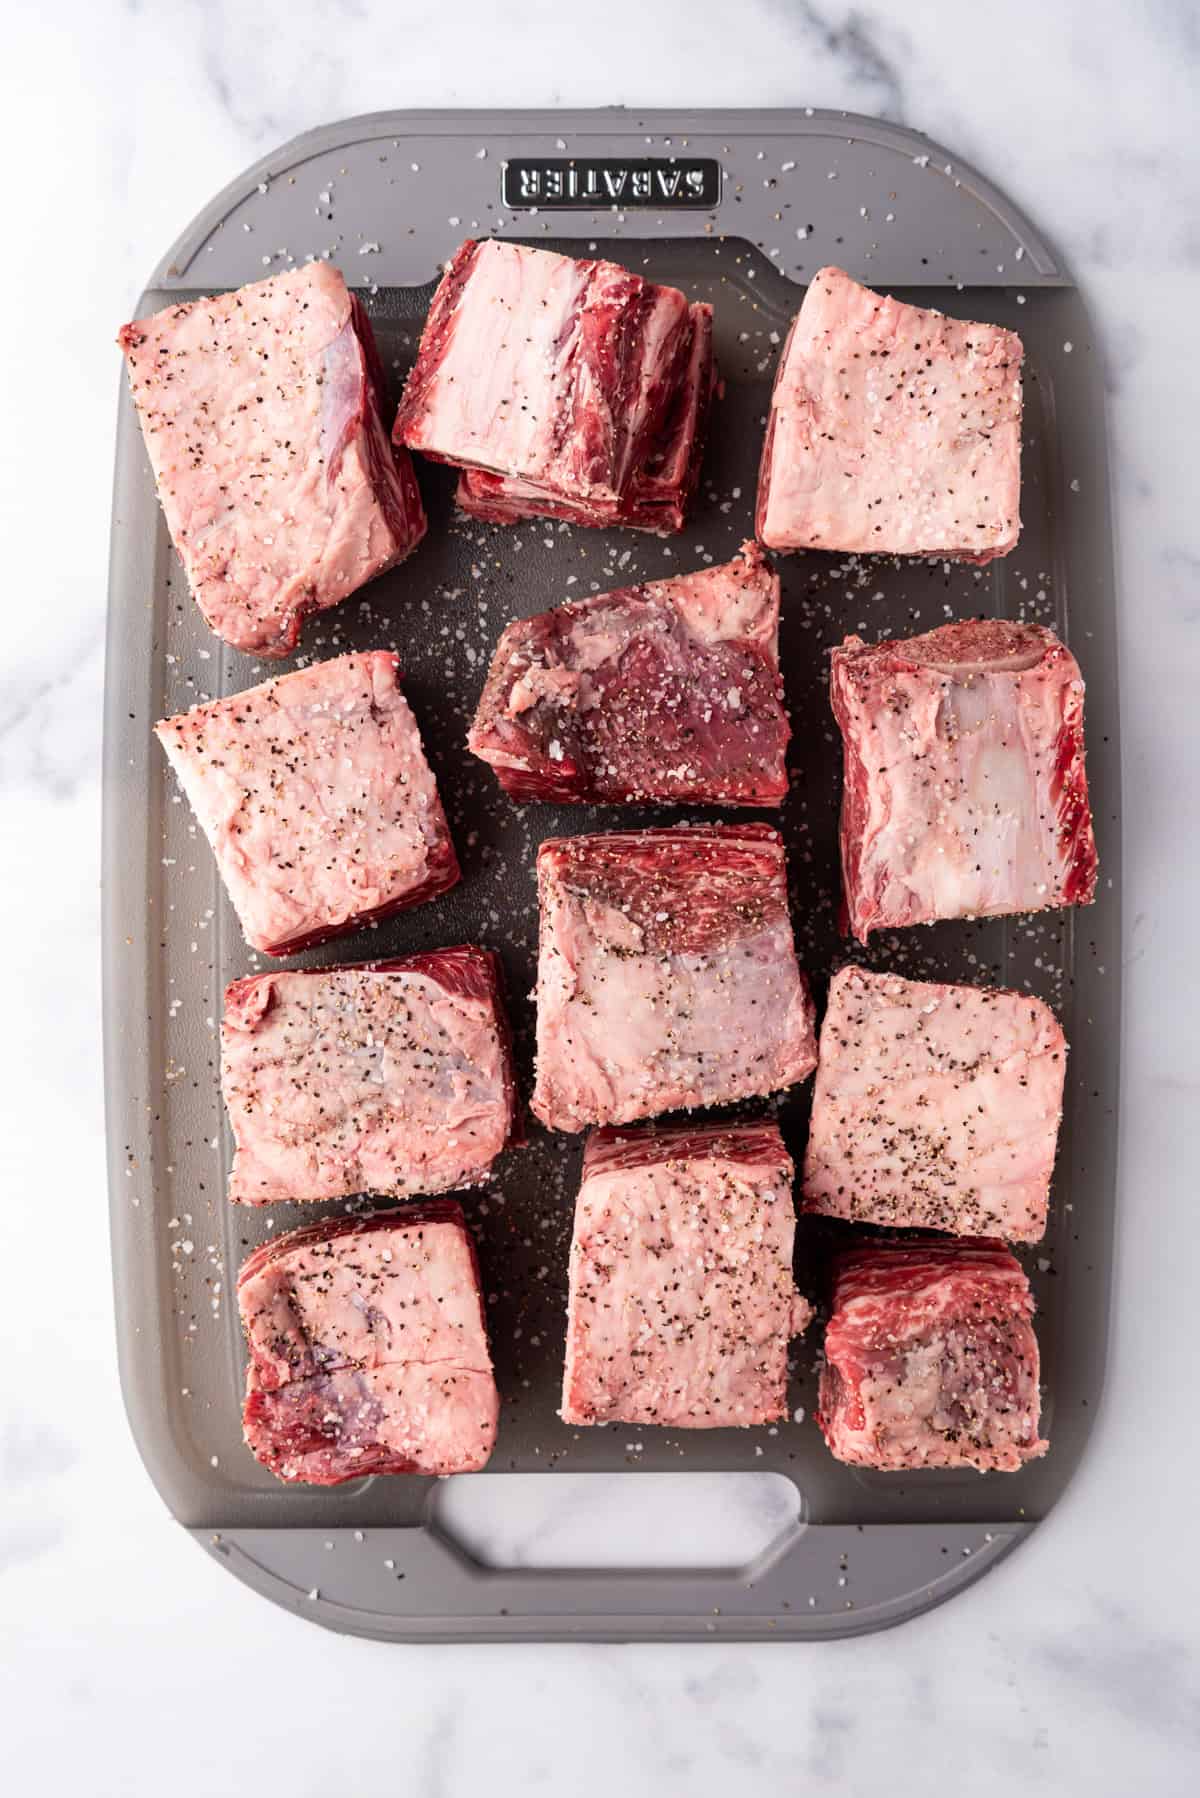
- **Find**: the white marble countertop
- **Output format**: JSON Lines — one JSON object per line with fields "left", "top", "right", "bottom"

{"left": 4, "top": 1, "right": 1199, "bottom": 1791}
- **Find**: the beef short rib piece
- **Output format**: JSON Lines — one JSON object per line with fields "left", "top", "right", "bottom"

{"left": 531, "top": 825, "right": 817, "bottom": 1132}
{"left": 562, "top": 1120, "right": 811, "bottom": 1429}
{"left": 393, "top": 239, "right": 692, "bottom": 512}
{"left": 468, "top": 542, "right": 787, "bottom": 805}
{"left": 119, "top": 263, "right": 426, "bottom": 657}
{"left": 831, "top": 617, "right": 1098, "bottom": 941}
{"left": 237, "top": 1206, "right": 498, "bottom": 1483}
{"left": 803, "top": 966, "right": 1066, "bottom": 1241}
{"left": 818, "top": 1238, "right": 1048, "bottom": 1472}
{"left": 756, "top": 266, "right": 1022, "bottom": 562}
{"left": 455, "top": 301, "right": 715, "bottom": 532}
{"left": 156, "top": 650, "right": 459, "bottom": 956}
{"left": 222, "top": 947, "right": 518, "bottom": 1205}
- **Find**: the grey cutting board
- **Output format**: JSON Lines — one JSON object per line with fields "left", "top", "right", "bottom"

{"left": 103, "top": 108, "right": 1120, "bottom": 1642}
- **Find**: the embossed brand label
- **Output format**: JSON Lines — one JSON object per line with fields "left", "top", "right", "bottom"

{"left": 502, "top": 158, "right": 720, "bottom": 210}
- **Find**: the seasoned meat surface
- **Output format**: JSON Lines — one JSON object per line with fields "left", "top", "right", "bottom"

{"left": 237, "top": 1206, "right": 499, "bottom": 1483}
{"left": 803, "top": 966, "right": 1066, "bottom": 1241}
{"left": 394, "top": 239, "right": 690, "bottom": 507}
{"left": 468, "top": 542, "right": 787, "bottom": 805}
{"left": 532, "top": 825, "right": 817, "bottom": 1132}
{"left": 119, "top": 263, "right": 426, "bottom": 655}
{"left": 757, "top": 265, "right": 1022, "bottom": 561}
{"left": 562, "top": 1120, "right": 811, "bottom": 1429}
{"left": 456, "top": 301, "right": 715, "bottom": 531}
{"left": 819, "top": 1238, "right": 1048, "bottom": 1472}
{"left": 155, "top": 651, "right": 459, "bottom": 956}
{"left": 831, "top": 618, "right": 1097, "bottom": 940}
{"left": 222, "top": 948, "right": 517, "bottom": 1204}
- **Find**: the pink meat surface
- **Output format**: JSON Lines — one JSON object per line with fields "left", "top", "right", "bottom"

{"left": 238, "top": 1206, "right": 498, "bottom": 1483}
{"left": 155, "top": 651, "right": 459, "bottom": 956}
{"left": 562, "top": 1121, "right": 811, "bottom": 1428}
{"left": 756, "top": 266, "right": 1022, "bottom": 561}
{"left": 222, "top": 947, "right": 518, "bottom": 1205}
{"left": 467, "top": 542, "right": 788, "bottom": 805}
{"left": 818, "top": 1238, "right": 1047, "bottom": 1472}
{"left": 803, "top": 966, "right": 1066, "bottom": 1241}
{"left": 119, "top": 263, "right": 426, "bottom": 657}
{"left": 455, "top": 301, "right": 715, "bottom": 531}
{"left": 393, "top": 239, "right": 690, "bottom": 508}
{"left": 831, "top": 618, "right": 1098, "bottom": 941}
{"left": 531, "top": 825, "right": 817, "bottom": 1132}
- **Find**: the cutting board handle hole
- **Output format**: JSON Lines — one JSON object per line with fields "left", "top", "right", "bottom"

{"left": 429, "top": 1470, "right": 802, "bottom": 1572}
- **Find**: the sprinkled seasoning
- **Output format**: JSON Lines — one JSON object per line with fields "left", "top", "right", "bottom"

{"left": 117, "top": 263, "right": 426, "bottom": 656}
{"left": 757, "top": 266, "right": 1023, "bottom": 560}
{"left": 531, "top": 825, "right": 818, "bottom": 1132}
{"left": 562, "top": 1121, "right": 812, "bottom": 1428}
{"left": 819, "top": 1238, "right": 1048, "bottom": 1472}
{"left": 236, "top": 1204, "right": 498, "bottom": 1483}
{"left": 221, "top": 948, "right": 518, "bottom": 1205}
{"left": 830, "top": 617, "right": 1098, "bottom": 940}
{"left": 468, "top": 541, "right": 788, "bottom": 805}
{"left": 155, "top": 651, "right": 460, "bottom": 955}
{"left": 804, "top": 965, "right": 1066, "bottom": 1241}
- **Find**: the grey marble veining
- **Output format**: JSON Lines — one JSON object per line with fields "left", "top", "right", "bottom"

{"left": 3, "top": 0, "right": 1199, "bottom": 1792}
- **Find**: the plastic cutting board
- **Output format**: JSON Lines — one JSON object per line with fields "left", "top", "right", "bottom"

{"left": 103, "top": 108, "right": 1121, "bottom": 1642}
